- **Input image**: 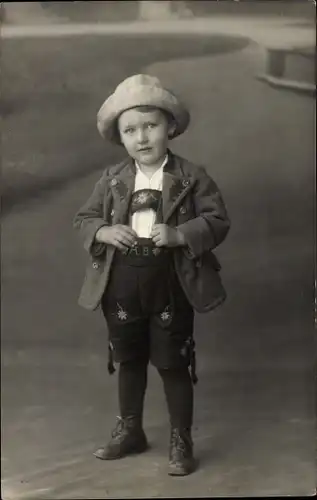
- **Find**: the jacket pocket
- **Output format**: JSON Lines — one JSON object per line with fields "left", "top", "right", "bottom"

{"left": 196, "top": 250, "right": 221, "bottom": 271}
{"left": 174, "top": 249, "right": 226, "bottom": 313}
{"left": 78, "top": 247, "right": 115, "bottom": 310}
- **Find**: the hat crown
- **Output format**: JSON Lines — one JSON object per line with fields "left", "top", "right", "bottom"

{"left": 116, "top": 74, "right": 163, "bottom": 93}
{"left": 97, "top": 73, "right": 190, "bottom": 143}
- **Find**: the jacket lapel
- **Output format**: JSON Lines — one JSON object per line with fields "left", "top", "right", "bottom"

{"left": 109, "top": 159, "right": 135, "bottom": 224}
{"left": 162, "top": 154, "right": 194, "bottom": 223}
{"left": 108, "top": 153, "right": 194, "bottom": 225}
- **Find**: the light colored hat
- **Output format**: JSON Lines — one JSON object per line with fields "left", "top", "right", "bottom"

{"left": 97, "top": 74, "right": 190, "bottom": 144}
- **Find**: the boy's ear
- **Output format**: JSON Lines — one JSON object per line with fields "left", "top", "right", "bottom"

{"left": 167, "top": 120, "right": 177, "bottom": 138}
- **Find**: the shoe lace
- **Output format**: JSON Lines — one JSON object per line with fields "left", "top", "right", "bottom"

{"left": 171, "top": 429, "right": 188, "bottom": 458}
{"left": 111, "top": 416, "right": 125, "bottom": 439}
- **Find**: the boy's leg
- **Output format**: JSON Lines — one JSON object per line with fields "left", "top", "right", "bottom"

{"left": 157, "top": 366, "right": 193, "bottom": 430}
{"left": 157, "top": 366, "right": 195, "bottom": 476}
{"left": 93, "top": 355, "right": 149, "bottom": 460}
{"left": 150, "top": 270, "right": 196, "bottom": 476}
{"left": 119, "top": 355, "right": 148, "bottom": 420}
{"left": 95, "top": 263, "right": 150, "bottom": 460}
{"left": 94, "top": 338, "right": 150, "bottom": 459}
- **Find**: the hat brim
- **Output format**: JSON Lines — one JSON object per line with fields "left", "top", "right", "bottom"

{"left": 97, "top": 86, "right": 190, "bottom": 144}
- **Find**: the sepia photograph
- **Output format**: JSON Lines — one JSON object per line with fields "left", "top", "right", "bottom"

{"left": 1, "top": 1, "right": 316, "bottom": 498}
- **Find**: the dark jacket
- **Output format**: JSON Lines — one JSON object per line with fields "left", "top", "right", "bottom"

{"left": 73, "top": 152, "right": 230, "bottom": 313}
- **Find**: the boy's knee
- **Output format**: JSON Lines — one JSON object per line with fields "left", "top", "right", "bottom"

{"left": 156, "top": 364, "right": 190, "bottom": 378}
{"left": 120, "top": 356, "right": 149, "bottom": 370}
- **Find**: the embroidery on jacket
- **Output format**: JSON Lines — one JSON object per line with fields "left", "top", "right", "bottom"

{"left": 113, "top": 179, "right": 130, "bottom": 201}
{"left": 169, "top": 179, "right": 189, "bottom": 203}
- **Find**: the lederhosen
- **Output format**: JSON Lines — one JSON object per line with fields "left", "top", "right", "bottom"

{"left": 101, "top": 188, "right": 197, "bottom": 384}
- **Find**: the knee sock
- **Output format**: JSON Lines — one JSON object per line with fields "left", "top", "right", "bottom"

{"left": 158, "top": 366, "right": 193, "bottom": 429}
{"left": 119, "top": 357, "right": 148, "bottom": 420}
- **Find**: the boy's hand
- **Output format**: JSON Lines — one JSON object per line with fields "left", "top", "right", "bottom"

{"left": 150, "top": 224, "right": 186, "bottom": 247}
{"left": 96, "top": 225, "right": 138, "bottom": 251}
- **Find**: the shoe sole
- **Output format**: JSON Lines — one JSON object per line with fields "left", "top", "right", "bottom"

{"left": 93, "top": 441, "right": 149, "bottom": 460}
{"left": 168, "top": 459, "right": 196, "bottom": 476}
{"left": 168, "top": 468, "right": 194, "bottom": 476}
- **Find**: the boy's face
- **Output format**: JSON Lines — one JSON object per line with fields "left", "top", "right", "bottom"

{"left": 117, "top": 107, "right": 175, "bottom": 167}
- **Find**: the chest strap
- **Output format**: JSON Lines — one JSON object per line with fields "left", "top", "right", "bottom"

{"left": 130, "top": 189, "right": 162, "bottom": 215}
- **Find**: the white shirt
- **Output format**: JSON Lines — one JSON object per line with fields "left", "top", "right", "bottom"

{"left": 132, "top": 155, "right": 168, "bottom": 238}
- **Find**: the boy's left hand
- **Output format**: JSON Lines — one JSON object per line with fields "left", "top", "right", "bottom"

{"left": 150, "top": 224, "right": 185, "bottom": 247}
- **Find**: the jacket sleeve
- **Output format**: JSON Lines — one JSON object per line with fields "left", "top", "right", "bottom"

{"left": 73, "top": 171, "right": 109, "bottom": 257}
{"left": 177, "top": 166, "right": 230, "bottom": 259}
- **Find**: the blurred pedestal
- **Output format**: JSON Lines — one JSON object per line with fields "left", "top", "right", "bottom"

{"left": 257, "top": 47, "right": 316, "bottom": 96}
{"left": 138, "top": 1, "right": 173, "bottom": 20}
{"left": 2, "top": 2, "right": 66, "bottom": 25}
{"left": 138, "top": 1, "right": 193, "bottom": 21}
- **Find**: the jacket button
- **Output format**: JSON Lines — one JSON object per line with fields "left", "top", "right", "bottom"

{"left": 182, "top": 179, "right": 189, "bottom": 187}
{"left": 111, "top": 178, "right": 117, "bottom": 186}
{"left": 92, "top": 262, "right": 99, "bottom": 269}
{"left": 180, "top": 206, "right": 187, "bottom": 214}
{"left": 110, "top": 209, "right": 115, "bottom": 217}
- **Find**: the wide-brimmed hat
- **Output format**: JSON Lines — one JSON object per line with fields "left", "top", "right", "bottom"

{"left": 97, "top": 74, "right": 190, "bottom": 144}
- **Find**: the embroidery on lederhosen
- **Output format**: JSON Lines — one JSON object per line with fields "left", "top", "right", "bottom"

{"left": 156, "top": 304, "right": 173, "bottom": 329}
{"left": 130, "top": 189, "right": 163, "bottom": 257}
{"left": 130, "top": 189, "right": 161, "bottom": 215}
{"left": 113, "top": 302, "right": 129, "bottom": 321}
{"left": 160, "top": 305, "right": 172, "bottom": 322}
{"left": 156, "top": 260, "right": 177, "bottom": 325}
{"left": 152, "top": 247, "right": 161, "bottom": 256}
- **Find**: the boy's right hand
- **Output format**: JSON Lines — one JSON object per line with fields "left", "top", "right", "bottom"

{"left": 95, "top": 225, "right": 138, "bottom": 251}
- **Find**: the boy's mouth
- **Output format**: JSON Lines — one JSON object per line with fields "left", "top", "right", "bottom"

{"left": 138, "top": 147, "right": 152, "bottom": 152}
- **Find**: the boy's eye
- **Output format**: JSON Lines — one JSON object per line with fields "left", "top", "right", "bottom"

{"left": 146, "top": 123, "right": 157, "bottom": 129}
{"left": 124, "top": 128, "right": 135, "bottom": 134}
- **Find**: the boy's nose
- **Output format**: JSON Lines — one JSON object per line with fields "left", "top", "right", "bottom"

{"left": 136, "top": 129, "right": 148, "bottom": 144}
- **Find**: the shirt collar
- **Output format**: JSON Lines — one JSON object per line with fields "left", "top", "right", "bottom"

{"left": 135, "top": 154, "right": 169, "bottom": 173}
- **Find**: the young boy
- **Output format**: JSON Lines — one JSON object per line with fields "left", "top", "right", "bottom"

{"left": 73, "top": 74, "right": 230, "bottom": 476}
